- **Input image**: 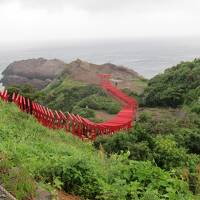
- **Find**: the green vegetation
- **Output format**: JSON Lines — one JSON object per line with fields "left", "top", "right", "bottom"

{"left": 0, "top": 154, "right": 36, "bottom": 199}
{"left": 72, "top": 94, "right": 120, "bottom": 119}
{"left": 132, "top": 78, "right": 148, "bottom": 94}
{"left": 94, "top": 108, "right": 200, "bottom": 198}
{"left": 6, "top": 76, "right": 121, "bottom": 120}
{"left": 2, "top": 58, "right": 200, "bottom": 199}
{"left": 41, "top": 78, "right": 121, "bottom": 120}
{"left": 7, "top": 84, "right": 42, "bottom": 100}
{"left": 0, "top": 101, "right": 195, "bottom": 199}
{"left": 143, "top": 59, "right": 200, "bottom": 109}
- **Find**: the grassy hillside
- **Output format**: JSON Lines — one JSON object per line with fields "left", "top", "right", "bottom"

{"left": 143, "top": 59, "right": 200, "bottom": 112}
{"left": 40, "top": 75, "right": 121, "bottom": 120}
{"left": 5, "top": 60, "right": 148, "bottom": 121}
{"left": 2, "top": 58, "right": 200, "bottom": 199}
{"left": 0, "top": 100, "right": 195, "bottom": 200}
{"left": 7, "top": 75, "right": 121, "bottom": 121}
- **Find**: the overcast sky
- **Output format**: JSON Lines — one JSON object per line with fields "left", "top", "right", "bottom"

{"left": 0, "top": 0, "right": 200, "bottom": 46}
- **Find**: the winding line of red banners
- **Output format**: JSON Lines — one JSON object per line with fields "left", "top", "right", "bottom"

{"left": 0, "top": 75, "right": 138, "bottom": 140}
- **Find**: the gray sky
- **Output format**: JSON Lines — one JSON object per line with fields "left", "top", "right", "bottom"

{"left": 0, "top": 0, "right": 200, "bottom": 45}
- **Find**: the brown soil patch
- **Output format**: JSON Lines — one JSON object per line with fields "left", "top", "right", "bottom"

{"left": 139, "top": 107, "right": 187, "bottom": 120}
{"left": 57, "top": 191, "right": 81, "bottom": 200}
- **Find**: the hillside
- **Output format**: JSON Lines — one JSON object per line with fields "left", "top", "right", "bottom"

{"left": 64, "top": 59, "right": 146, "bottom": 94}
{"left": 5, "top": 61, "right": 146, "bottom": 122}
{"left": 38, "top": 72, "right": 122, "bottom": 121}
{"left": 2, "top": 58, "right": 147, "bottom": 122}
{"left": 1, "top": 58, "right": 200, "bottom": 199}
{"left": 0, "top": 100, "right": 196, "bottom": 200}
{"left": 143, "top": 59, "right": 200, "bottom": 112}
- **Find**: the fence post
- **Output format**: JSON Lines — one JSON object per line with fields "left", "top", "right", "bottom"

{"left": 55, "top": 110, "right": 61, "bottom": 129}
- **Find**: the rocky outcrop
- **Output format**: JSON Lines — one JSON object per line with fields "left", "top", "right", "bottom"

{"left": 1, "top": 58, "right": 144, "bottom": 91}
{"left": 65, "top": 59, "right": 143, "bottom": 91}
{"left": 1, "top": 58, "right": 66, "bottom": 89}
{"left": 0, "top": 185, "right": 16, "bottom": 200}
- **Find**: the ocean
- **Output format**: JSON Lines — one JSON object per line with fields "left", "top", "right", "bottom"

{"left": 0, "top": 38, "right": 200, "bottom": 83}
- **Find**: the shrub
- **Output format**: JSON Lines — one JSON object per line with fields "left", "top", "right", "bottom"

{"left": 7, "top": 84, "right": 41, "bottom": 100}
{"left": 78, "top": 94, "right": 121, "bottom": 114}
{"left": 153, "top": 136, "right": 188, "bottom": 170}
{"left": 72, "top": 106, "right": 95, "bottom": 118}
{"left": 191, "top": 103, "right": 200, "bottom": 114}
{"left": 98, "top": 153, "right": 193, "bottom": 200}
{"left": 143, "top": 59, "right": 200, "bottom": 107}
{"left": 94, "top": 125, "right": 153, "bottom": 161}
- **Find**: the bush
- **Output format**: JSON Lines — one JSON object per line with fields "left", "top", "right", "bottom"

{"left": 7, "top": 84, "right": 41, "bottom": 100}
{"left": 143, "top": 59, "right": 200, "bottom": 107}
{"left": 190, "top": 103, "right": 200, "bottom": 114}
{"left": 72, "top": 106, "right": 95, "bottom": 118}
{"left": 40, "top": 83, "right": 107, "bottom": 113}
{"left": 185, "top": 131, "right": 200, "bottom": 154}
{"left": 98, "top": 153, "right": 193, "bottom": 200}
{"left": 94, "top": 125, "right": 153, "bottom": 161}
{"left": 153, "top": 136, "right": 188, "bottom": 170}
{"left": 78, "top": 94, "right": 121, "bottom": 114}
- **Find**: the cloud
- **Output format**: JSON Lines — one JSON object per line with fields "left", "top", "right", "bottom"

{"left": 0, "top": 0, "right": 200, "bottom": 45}
{"left": 0, "top": 0, "right": 134, "bottom": 12}
{"left": 1, "top": 0, "right": 199, "bottom": 13}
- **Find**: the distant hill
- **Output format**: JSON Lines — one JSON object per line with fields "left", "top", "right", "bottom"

{"left": 1, "top": 58, "right": 146, "bottom": 93}
{"left": 64, "top": 59, "right": 145, "bottom": 93}
{"left": 1, "top": 58, "right": 66, "bottom": 89}
{"left": 144, "top": 59, "right": 200, "bottom": 111}
{"left": 1, "top": 58, "right": 147, "bottom": 121}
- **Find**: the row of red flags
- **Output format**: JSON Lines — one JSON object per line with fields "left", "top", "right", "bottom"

{"left": 0, "top": 78, "right": 138, "bottom": 140}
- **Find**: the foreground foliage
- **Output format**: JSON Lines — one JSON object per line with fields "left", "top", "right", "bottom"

{"left": 95, "top": 108, "right": 200, "bottom": 198}
{"left": 0, "top": 101, "right": 194, "bottom": 199}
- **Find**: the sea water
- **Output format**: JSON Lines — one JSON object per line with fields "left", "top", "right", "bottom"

{"left": 0, "top": 37, "right": 200, "bottom": 82}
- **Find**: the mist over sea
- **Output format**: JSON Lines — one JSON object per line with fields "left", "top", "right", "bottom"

{"left": 0, "top": 37, "right": 200, "bottom": 82}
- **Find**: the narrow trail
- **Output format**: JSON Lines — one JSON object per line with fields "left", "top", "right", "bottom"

{"left": 0, "top": 74, "right": 138, "bottom": 140}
